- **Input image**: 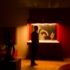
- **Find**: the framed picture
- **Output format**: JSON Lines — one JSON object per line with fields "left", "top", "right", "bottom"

{"left": 32, "top": 23, "right": 57, "bottom": 40}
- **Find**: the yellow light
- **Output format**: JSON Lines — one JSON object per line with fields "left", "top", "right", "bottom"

{"left": 31, "top": 23, "right": 56, "bottom": 26}
{"left": 27, "top": 40, "right": 59, "bottom": 43}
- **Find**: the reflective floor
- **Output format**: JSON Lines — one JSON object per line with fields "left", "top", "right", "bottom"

{"left": 21, "top": 59, "right": 70, "bottom": 70}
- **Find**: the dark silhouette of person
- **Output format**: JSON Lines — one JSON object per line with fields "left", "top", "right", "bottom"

{"left": 3, "top": 29, "right": 15, "bottom": 61}
{"left": 30, "top": 26, "right": 39, "bottom": 66}
{"left": 6, "top": 39, "right": 15, "bottom": 61}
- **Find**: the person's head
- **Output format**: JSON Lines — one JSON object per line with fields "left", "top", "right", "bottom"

{"left": 34, "top": 26, "right": 38, "bottom": 32}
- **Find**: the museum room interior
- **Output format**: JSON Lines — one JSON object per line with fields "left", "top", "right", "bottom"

{"left": 0, "top": 0, "right": 70, "bottom": 70}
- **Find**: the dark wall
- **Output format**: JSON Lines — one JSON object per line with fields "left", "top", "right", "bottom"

{"left": 0, "top": 27, "right": 16, "bottom": 44}
{"left": 28, "top": 8, "right": 70, "bottom": 24}
{"left": 57, "top": 24, "right": 70, "bottom": 58}
{"left": 28, "top": 8, "right": 70, "bottom": 58}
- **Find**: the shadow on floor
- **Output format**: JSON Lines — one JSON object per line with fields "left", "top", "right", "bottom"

{"left": 59, "top": 64, "right": 70, "bottom": 70}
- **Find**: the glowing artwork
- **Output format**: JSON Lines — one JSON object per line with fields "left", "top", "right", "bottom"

{"left": 32, "top": 23, "right": 57, "bottom": 40}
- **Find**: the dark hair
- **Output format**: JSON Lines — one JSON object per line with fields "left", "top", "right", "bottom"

{"left": 34, "top": 26, "right": 38, "bottom": 31}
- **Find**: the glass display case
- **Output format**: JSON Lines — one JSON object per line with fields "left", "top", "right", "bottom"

{"left": 28, "top": 23, "right": 59, "bottom": 43}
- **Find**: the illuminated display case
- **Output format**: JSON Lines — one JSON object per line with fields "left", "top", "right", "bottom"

{"left": 27, "top": 23, "right": 63, "bottom": 60}
{"left": 28, "top": 23, "right": 59, "bottom": 43}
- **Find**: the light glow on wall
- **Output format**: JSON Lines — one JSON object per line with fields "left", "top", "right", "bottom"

{"left": 16, "top": 24, "right": 29, "bottom": 58}
{"left": 28, "top": 40, "right": 59, "bottom": 43}
{"left": 31, "top": 23, "right": 56, "bottom": 26}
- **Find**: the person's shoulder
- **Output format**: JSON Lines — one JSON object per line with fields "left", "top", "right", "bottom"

{"left": 31, "top": 32, "right": 34, "bottom": 35}
{"left": 32, "top": 31, "right": 36, "bottom": 33}
{"left": 32, "top": 32, "right": 34, "bottom": 34}
{"left": 32, "top": 31, "right": 38, "bottom": 34}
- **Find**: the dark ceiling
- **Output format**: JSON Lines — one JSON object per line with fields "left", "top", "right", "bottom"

{"left": 17, "top": 0, "right": 70, "bottom": 8}
{"left": 1, "top": 0, "right": 70, "bottom": 27}
{"left": 3, "top": 0, "right": 70, "bottom": 8}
